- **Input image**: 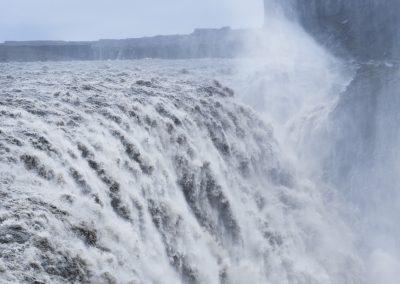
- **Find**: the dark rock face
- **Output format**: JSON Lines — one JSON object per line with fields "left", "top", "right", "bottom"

{"left": 285, "top": 0, "right": 400, "bottom": 194}
{"left": 0, "top": 225, "right": 30, "bottom": 244}
{"left": 0, "top": 44, "right": 94, "bottom": 62}
{"left": 269, "top": 0, "right": 400, "bottom": 194}
{"left": 325, "top": 63, "right": 400, "bottom": 203}
{"left": 266, "top": 0, "right": 400, "bottom": 60}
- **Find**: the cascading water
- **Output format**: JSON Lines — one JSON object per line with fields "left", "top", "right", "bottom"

{"left": 0, "top": 60, "right": 362, "bottom": 283}
{"left": 0, "top": 1, "right": 398, "bottom": 283}
{"left": 238, "top": 1, "right": 400, "bottom": 283}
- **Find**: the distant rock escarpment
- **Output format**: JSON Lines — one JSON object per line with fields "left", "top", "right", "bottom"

{"left": 0, "top": 43, "right": 94, "bottom": 62}
{"left": 0, "top": 27, "right": 253, "bottom": 62}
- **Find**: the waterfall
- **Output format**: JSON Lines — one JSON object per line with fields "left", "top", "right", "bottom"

{"left": 0, "top": 1, "right": 398, "bottom": 283}
{"left": 0, "top": 60, "right": 361, "bottom": 283}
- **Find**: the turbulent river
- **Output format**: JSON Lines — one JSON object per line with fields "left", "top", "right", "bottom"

{"left": 1, "top": 2, "right": 399, "bottom": 281}
{"left": 0, "top": 59, "right": 363, "bottom": 283}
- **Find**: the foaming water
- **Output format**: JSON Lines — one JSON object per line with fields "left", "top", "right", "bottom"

{"left": 0, "top": 60, "right": 362, "bottom": 283}
{"left": 235, "top": 1, "right": 400, "bottom": 283}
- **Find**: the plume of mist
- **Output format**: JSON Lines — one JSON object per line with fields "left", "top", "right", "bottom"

{"left": 233, "top": 1, "right": 400, "bottom": 283}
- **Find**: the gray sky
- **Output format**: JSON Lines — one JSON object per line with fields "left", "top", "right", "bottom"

{"left": 0, "top": 0, "right": 264, "bottom": 42}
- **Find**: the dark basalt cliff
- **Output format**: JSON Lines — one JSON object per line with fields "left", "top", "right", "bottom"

{"left": 267, "top": 0, "right": 400, "bottom": 60}
{"left": 278, "top": 0, "right": 400, "bottom": 213}
{"left": 0, "top": 44, "right": 93, "bottom": 62}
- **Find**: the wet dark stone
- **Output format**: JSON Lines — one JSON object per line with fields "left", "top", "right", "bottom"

{"left": 173, "top": 117, "right": 182, "bottom": 126}
{"left": 124, "top": 143, "right": 140, "bottom": 163}
{"left": 82, "top": 84, "right": 95, "bottom": 91}
{"left": 261, "top": 221, "right": 284, "bottom": 247}
{"left": 110, "top": 197, "right": 131, "bottom": 221}
{"left": 27, "top": 109, "right": 48, "bottom": 117}
{"left": 72, "top": 225, "right": 97, "bottom": 246}
{"left": 48, "top": 204, "right": 68, "bottom": 217}
{"left": 264, "top": 230, "right": 284, "bottom": 247}
{"left": 88, "top": 159, "right": 100, "bottom": 172}
{"left": 29, "top": 135, "right": 58, "bottom": 155}
{"left": 147, "top": 199, "right": 199, "bottom": 283}
{"left": 70, "top": 115, "right": 83, "bottom": 123}
{"left": 109, "top": 182, "right": 120, "bottom": 193}
{"left": 0, "top": 225, "right": 30, "bottom": 244}
{"left": 77, "top": 143, "right": 92, "bottom": 159}
{"left": 112, "top": 130, "right": 154, "bottom": 175}
{"left": 128, "top": 110, "right": 141, "bottom": 124}
{"left": 20, "top": 154, "right": 55, "bottom": 180}
{"left": 0, "top": 132, "right": 23, "bottom": 146}
{"left": 144, "top": 115, "right": 157, "bottom": 127}
{"left": 41, "top": 254, "right": 89, "bottom": 283}
{"left": 136, "top": 80, "right": 154, "bottom": 88}
{"left": 101, "top": 272, "right": 117, "bottom": 284}
{"left": 222, "top": 86, "right": 234, "bottom": 97}
{"left": 220, "top": 269, "right": 228, "bottom": 284}
{"left": 176, "top": 157, "right": 240, "bottom": 242}
{"left": 156, "top": 105, "right": 182, "bottom": 126}
{"left": 214, "top": 141, "right": 230, "bottom": 155}
{"left": 60, "top": 194, "right": 75, "bottom": 204}
{"left": 66, "top": 119, "right": 79, "bottom": 127}
{"left": 198, "top": 81, "right": 235, "bottom": 98}
{"left": 207, "top": 127, "right": 230, "bottom": 156}
{"left": 176, "top": 135, "right": 187, "bottom": 146}
{"left": 166, "top": 122, "right": 175, "bottom": 134}
{"left": 171, "top": 253, "right": 199, "bottom": 284}
{"left": 0, "top": 143, "right": 10, "bottom": 155}
{"left": 67, "top": 150, "right": 77, "bottom": 159}
{"left": 199, "top": 86, "right": 219, "bottom": 97}
{"left": 200, "top": 164, "right": 240, "bottom": 240}
{"left": 30, "top": 262, "right": 41, "bottom": 270}
{"left": 34, "top": 237, "right": 53, "bottom": 253}
{"left": 77, "top": 143, "right": 131, "bottom": 220}
{"left": 70, "top": 168, "right": 91, "bottom": 193}
{"left": 148, "top": 200, "right": 171, "bottom": 233}
{"left": 238, "top": 159, "right": 250, "bottom": 178}
{"left": 102, "top": 110, "right": 122, "bottom": 124}
{"left": 24, "top": 276, "right": 46, "bottom": 284}
{"left": 126, "top": 144, "right": 154, "bottom": 175}
{"left": 91, "top": 194, "right": 103, "bottom": 206}
{"left": 0, "top": 110, "right": 21, "bottom": 119}
{"left": 38, "top": 167, "right": 55, "bottom": 180}
{"left": 27, "top": 198, "right": 69, "bottom": 218}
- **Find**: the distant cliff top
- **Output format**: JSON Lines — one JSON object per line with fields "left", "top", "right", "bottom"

{"left": 0, "top": 27, "right": 258, "bottom": 62}
{"left": 1, "top": 28, "right": 234, "bottom": 46}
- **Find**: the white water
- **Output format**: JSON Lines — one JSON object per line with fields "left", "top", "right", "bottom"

{"left": 0, "top": 59, "right": 363, "bottom": 283}
{"left": 232, "top": 3, "right": 400, "bottom": 283}
{"left": 0, "top": 2, "right": 398, "bottom": 283}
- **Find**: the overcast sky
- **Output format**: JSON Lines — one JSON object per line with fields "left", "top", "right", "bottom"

{"left": 0, "top": 0, "right": 264, "bottom": 42}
